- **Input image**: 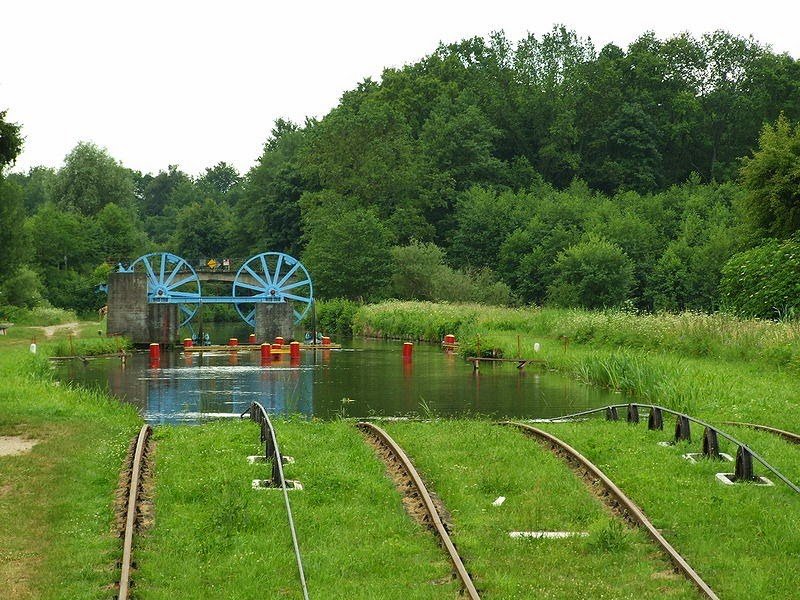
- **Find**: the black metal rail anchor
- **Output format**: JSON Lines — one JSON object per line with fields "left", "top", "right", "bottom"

{"left": 546, "top": 403, "right": 799, "bottom": 491}
{"left": 242, "top": 402, "right": 309, "bottom": 599}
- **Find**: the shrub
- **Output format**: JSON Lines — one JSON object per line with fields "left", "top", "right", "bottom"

{"left": 720, "top": 237, "right": 800, "bottom": 319}
{"left": 547, "top": 237, "right": 634, "bottom": 309}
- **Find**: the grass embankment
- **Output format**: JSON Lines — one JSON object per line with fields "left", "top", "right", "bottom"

{"left": 0, "top": 323, "right": 140, "bottom": 599}
{"left": 384, "top": 421, "right": 697, "bottom": 599}
{"left": 135, "top": 419, "right": 458, "bottom": 599}
{"left": 354, "top": 301, "right": 800, "bottom": 598}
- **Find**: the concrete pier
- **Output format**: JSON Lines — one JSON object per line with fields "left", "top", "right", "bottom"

{"left": 107, "top": 272, "right": 179, "bottom": 345}
{"left": 256, "top": 302, "right": 293, "bottom": 342}
{"left": 107, "top": 272, "right": 149, "bottom": 343}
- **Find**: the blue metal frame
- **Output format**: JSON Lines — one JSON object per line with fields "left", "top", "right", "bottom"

{"left": 121, "top": 252, "right": 314, "bottom": 327}
{"left": 124, "top": 253, "right": 202, "bottom": 327}
{"left": 232, "top": 252, "right": 314, "bottom": 326}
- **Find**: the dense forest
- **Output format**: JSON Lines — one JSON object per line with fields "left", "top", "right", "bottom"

{"left": 2, "top": 27, "right": 800, "bottom": 319}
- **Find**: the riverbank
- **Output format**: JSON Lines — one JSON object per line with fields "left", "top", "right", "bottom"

{"left": 5, "top": 311, "right": 800, "bottom": 598}
{"left": 0, "top": 323, "right": 140, "bottom": 598}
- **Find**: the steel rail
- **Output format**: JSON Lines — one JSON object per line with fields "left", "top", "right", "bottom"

{"left": 118, "top": 424, "right": 152, "bottom": 600}
{"left": 504, "top": 421, "right": 720, "bottom": 600}
{"left": 532, "top": 403, "right": 800, "bottom": 494}
{"left": 356, "top": 422, "right": 481, "bottom": 600}
{"left": 722, "top": 421, "right": 800, "bottom": 445}
{"left": 242, "top": 403, "right": 309, "bottom": 600}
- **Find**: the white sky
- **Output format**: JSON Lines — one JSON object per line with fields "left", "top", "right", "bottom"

{"left": 2, "top": 0, "right": 798, "bottom": 177}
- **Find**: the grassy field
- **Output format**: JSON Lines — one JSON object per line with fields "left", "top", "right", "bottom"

{"left": 135, "top": 419, "right": 458, "bottom": 599}
{"left": 383, "top": 420, "right": 697, "bottom": 599}
{"left": 0, "top": 322, "right": 140, "bottom": 599}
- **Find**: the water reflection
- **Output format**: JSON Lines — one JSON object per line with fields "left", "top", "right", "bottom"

{"left": 54, "top": 336, "right": 620, "bottom": 423}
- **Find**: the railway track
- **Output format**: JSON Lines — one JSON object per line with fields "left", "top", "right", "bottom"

{"left": 356, "top": 421, "right": 481, "bottom": 600}
{"left": 504, "top": 421, "right": 720, "bottom": 600}
{"left": 117, "top": 424, "right": 153, "bottom": 600}
{"left": 722, "top": 421, "right": 800, "bottom": 445}
{"left": 243, "top": 402, "right": 309, "bottom": 600}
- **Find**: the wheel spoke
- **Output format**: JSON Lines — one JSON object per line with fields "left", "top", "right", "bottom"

{"left": 142, "top": 257, "right": 158, "bottom": 286}
{"left": 282, "top": 292, "right": 310, "bottom": 303}
{"left": 168, "top": 291, "right": 202, "bottom": 299}
{"left": 245, "top": 309, "right": 255, "bottom": 323}
{"left": 293, "top": 309, "right": 303, "bottom": 322}
{"left": 272, "top": 254, "right": 284, "bottom": 285}
{"left": 280, "top": 279, "right": 310, "bottom": 292}
{"left": 163, "top": 260, "right": 183, "bottom": 288}
{"left": 276, "top": 262, "right": 301, "bottom": 288}
{"left": 234, "top": 281, "right": 266, "bottom": 294}
{"left": 159, "top": 253, "right": 166, "bottom": 283}
{"left": 168, "top": 274, "right": 197, "bottom": 291}
{"left": 243, "top": 265, "right": 269, "bottom": 290}
{"left": 259, "top": 254, "right": 272, "bottom": 285}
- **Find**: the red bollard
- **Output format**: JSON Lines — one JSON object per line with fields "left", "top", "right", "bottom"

{"left": 149, "top": 343, "right": 160, "bottom": 368}
{"left": 274, "top": 336, "right": 284, "bottom": 347}
{"left": 183, "top": 338, "right": 193, "bottom": 348}
{"left": 322, "top": 336, "right": 331, "bottom": 346}
{"left": 228, "top": 338, "right": 238, "bottom": 347}
{"left": 271, "top": 343, "right": 282, "bottom": 359}
{"left": 260, "top": 343, "right": 271, "bottom": 361}
{"left": 249, "top": 333, "right": 256, "bottom": 345}
{"left": 290, "top": 341, "right": 301, "bottom": 360}
{"left": 444, "top": 334, "right": 456, "bottom": 345}
{"left": 402, "top": 342, "right": 413, "bottom": 359}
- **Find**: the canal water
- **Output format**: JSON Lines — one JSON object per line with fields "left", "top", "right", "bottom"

{"left": 53, "top": 325, "right": 618, "bottom": 424}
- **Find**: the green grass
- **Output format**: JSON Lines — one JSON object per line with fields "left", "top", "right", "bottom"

{"left": 135, "top": 419, "right": 459, "bottom": 599}
{"left": 354, "top": 301, "right": 800, "bottom": 368}
{"left": 383, "top": 420, "right": 697, "bottom": 599}
{"left": 534, "top": 420, "right": 800, "bottom": 599}
{"left": 45, "top": 335, "right": 130, "bottom": 357}
{"left": 0, "top": 325, "right": 141, "bottom": 599}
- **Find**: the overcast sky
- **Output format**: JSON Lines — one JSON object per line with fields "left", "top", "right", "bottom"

{"left": 3, "top": 0, "right": 798, "bottom": 177}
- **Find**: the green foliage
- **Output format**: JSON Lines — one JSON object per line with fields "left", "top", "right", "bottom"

{"left": 0, "top": 176, "right": 29, "bottom": 279}
{"left": 0, "top": 266, "right": 44, "bottom": 309}
{"left": 314, "top": 298, "right": 361, "bottom": 335}
{"left": 547, "top": 236, "right": 634, "bottom": 309}
{"left": 390, "top": 240, "right": 445, "bottom": 301}
{"left": 720, "top": 237, "right": 800, "bottom": 319}
{"left": 740, "top": 115, "right": 800, "bottom": 238}
{"left": 301, "top": 191, "right": 393, "bottom": 300}
{"left": 171, "top": 198, "right": 231, "bottom": 258}
{"left": 50, "top": 142, "right": 136, "bottom": 215}
{"left": 0, "top": 109, "right": 23, "bottom": 170}
{"left": 0, "top": 305, "right": 78, "bottom": 326}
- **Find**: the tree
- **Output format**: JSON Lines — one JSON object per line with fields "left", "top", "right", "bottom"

{"left": 95, "top": 202, "right": 146, "bottom": 260}
{"left": 0, "top": 110, "right": 23, "bottom": 170}
{"left": 547, "top": 236, "right": 634, "bottom": 309}
{"left": 390, "top": 241, "right": 446, "bottom": 300}
{"left": 740, "top": 115, "right": 800, "bottom": 238}
{"left": 51, "top": 142, "right": 137, "bottom": 216}
{"left": 301, "top": 191, "right": 393, "bottom": 300}
{"left": 171, "top": 199, "right": 231, "bottom": 258}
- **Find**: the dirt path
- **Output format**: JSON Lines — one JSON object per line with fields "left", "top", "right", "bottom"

{"left": 40, "top": 321, "right": 82, "bottom": 338}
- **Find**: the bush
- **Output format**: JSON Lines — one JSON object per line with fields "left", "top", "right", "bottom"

{"left": 720, "top": 237, "right": 800, "bottom": 319}
{"left": 547, "top": 236, "right": 634, "bottom": 309}
{"left": 1, "top": 266, "right": 44, "bottom": 309}
{"left": 314, "top": 299, "right": 360, "bottom": 335}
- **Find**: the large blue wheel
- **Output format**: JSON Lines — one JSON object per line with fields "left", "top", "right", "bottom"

{"left": 128, "top": 253, "right": 202, "bottom": 326}
{"left": 232, "top": 252, "right": 313, "bottom": 326}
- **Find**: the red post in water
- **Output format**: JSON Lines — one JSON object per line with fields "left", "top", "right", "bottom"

{"left": 274, "top": 336, "right": 284, "bottom": 347}
{"left": 249, "top": 333, "right": 257, "bottom": 345}
{"left": 271, "top": 343, "right": 282, "bottom": 359}
{"left": 402, "top": 342, "right": 413, "bottom": 359}
{"left": 444, "top": 334, "right": 456, "bottom": 345}
{"left": 183, "top": 338, "right": 193, "bottom": 348}
{"left": 228, "top": 338, "right": 238, "bottom": 347}
{"left": 149, "top": 343, "right": 160, "bottom": 368}
{"left": 260, "top": 343, "right": 271, "bottom": 361}
{"left": 322, "top": 336, "right": 331, "bottom": 346}
{"left": 290, "top": 341, "right": 301, "bottom": 360}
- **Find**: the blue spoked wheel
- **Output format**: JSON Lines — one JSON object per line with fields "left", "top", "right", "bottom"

{"left": 128, "top": 253, "right": 202, "bottom": 326}
{"left": 232, "top": 252, "right": 313, "bottom": 326}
